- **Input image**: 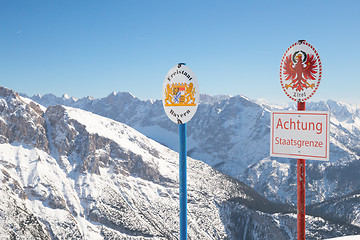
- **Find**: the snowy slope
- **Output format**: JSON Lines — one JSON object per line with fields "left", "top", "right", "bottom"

{"left": 0, "top": 86, "right": 357, "bottom": 239}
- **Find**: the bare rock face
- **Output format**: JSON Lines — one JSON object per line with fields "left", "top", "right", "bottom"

{"left": 0, "top": 87, "right": 49, "bottom": 153}
{"left": 45, "top": 105, "right": 163, "bottom": 183}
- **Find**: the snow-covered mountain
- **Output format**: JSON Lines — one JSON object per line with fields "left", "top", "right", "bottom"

{"left": 27, "top": 91, "right": 360, "bottom": 206}
{"left": 0, "top": 86, "right": 358, "bottom": 239}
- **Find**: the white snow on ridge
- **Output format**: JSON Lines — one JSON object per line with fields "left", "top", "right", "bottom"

{"left": 63, "top": 106, "right": 179, "bottom": 179}
{"left": 19, "top": 95, "right": 47, "bottom": 112}
{"left": 64, "top": 106, "right": 162, "bottom": 154}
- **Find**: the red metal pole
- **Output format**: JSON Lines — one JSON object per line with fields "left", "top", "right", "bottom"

{"left": 297, "top": 101, "right": 306, "bottom": 240}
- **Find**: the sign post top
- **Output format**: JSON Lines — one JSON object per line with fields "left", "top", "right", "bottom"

{"left": 280, "top": 40, "right": 322, "bottom": 102}
{"left": 162, "top": 64, "right": 199, "bottom": 124}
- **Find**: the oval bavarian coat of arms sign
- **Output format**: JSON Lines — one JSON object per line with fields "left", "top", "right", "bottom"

{"left": 162, "top": 64, "right": 199, "bottom": 124}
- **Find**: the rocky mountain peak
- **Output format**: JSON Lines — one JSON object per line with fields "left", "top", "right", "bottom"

{"left": 0, "top": 86, "right": 49, "bottom": 153}
{"left": 45, "top": 105, "right": 166, "bottom": 184}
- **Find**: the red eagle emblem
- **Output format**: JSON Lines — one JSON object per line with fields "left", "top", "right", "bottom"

{"left": 283, "top": 51, "right": 318, "bottom": 91}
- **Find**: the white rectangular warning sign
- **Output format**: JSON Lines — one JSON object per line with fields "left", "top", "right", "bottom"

{"left": 270, "top": 111, "right": 330, "bottom": 161}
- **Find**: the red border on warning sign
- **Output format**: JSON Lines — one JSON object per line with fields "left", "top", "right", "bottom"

{"left": 270, "top": 111, "right": 329, "bottom": 161}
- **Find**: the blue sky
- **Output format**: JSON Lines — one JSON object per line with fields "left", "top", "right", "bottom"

{"left": 1, "top": 0, "right": 359, "bottom": 104}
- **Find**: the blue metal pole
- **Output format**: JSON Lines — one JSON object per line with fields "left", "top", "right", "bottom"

{"left": 179, "top": 123, "right": 187, "bottom": 240}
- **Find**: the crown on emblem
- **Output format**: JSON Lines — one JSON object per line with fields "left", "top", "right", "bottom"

{"left": 172, "top": 83, "right": 186, "bottom": 87}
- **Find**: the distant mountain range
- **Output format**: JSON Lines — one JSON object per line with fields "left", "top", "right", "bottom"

{"left": 26, "top": 92, "right": 360, "bottom": 205}
{"left": 0, "top": 86, "right": 358, "bottom": 239}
